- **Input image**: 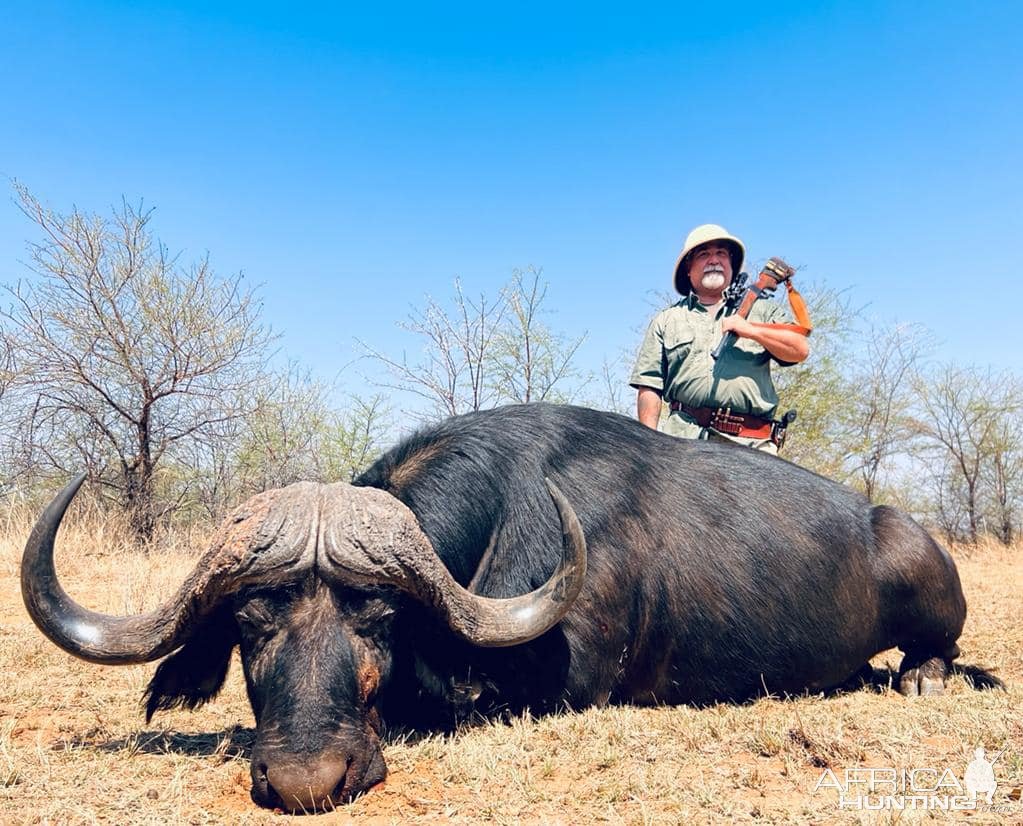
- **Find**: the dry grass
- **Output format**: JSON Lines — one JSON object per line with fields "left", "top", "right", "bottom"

{"left": 1, "top": 507, "right": 1020, "bottom": 825}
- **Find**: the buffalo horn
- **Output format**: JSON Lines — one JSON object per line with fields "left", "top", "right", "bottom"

{"left": 20, "top": 475, "right": 310, "bottom": 664}
{"left": 321, "top": 479, "right": 587, "bottom": 647}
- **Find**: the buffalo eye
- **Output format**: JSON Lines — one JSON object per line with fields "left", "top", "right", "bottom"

{"left": 233, "top": 599, "right": 277, "bottom": 645}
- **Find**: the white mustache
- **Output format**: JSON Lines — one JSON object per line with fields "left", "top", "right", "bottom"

{"left": 700, "top": 264, "right": 726, "bottom": 290}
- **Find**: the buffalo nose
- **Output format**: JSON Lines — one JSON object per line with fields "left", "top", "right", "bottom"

{"left": 265, "top": 756, "right": 350, "bottom": 812}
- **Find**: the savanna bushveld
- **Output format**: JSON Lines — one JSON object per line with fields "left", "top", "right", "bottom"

{"left": 2, "top": 192, "right": 1022, "bottom": 822}
{"left": 2, "top": 509, "right": 1020, "bottom": 823}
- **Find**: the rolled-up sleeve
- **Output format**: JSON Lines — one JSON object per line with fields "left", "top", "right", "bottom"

{"left": 629, "top": 314, "right": 666, "bottom": 391}
{"left": 754, "top": 300, "right": 801, "bottom": 366}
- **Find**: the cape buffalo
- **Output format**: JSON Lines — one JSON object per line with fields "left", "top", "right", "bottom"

{"left": 21, "top": 403, "right": 966, "bottom": 812}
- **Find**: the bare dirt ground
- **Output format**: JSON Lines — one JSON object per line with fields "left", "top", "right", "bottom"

{"left": 1, "top": 509, "right": 1020, "bottom": 825}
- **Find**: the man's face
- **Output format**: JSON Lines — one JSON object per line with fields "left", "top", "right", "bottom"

{"left": 687, "top": 243, "right": 733, "bottom": 295}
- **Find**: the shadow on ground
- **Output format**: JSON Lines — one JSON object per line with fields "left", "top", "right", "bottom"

{"left": 68, "top": 720, "right": 447, "bottom": 758}
{"left": 60, "top": 725, "right": 257, "bottom": 758}
{"left": 62, "top": 663, "right": 1005, "bottom": 761}
{"left": 828, "top": 662, "right": 1006, "bottom": 696}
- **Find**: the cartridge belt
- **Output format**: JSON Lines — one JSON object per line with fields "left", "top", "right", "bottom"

{"left": 668, "top": 402, "right": 774, "bottom": 439}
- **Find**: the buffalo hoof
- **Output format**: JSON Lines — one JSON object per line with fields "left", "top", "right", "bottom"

{"left": 898, "top": 655, "right": 947, "bottom": 697}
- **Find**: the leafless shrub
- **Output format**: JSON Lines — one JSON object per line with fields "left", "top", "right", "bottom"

{"left": 2, "top": 184, "right": 273, "bottom": 537}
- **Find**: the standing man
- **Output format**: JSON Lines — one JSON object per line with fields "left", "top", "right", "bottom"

{"left": 629, "top": 223, "right": 810, "bottom": 452}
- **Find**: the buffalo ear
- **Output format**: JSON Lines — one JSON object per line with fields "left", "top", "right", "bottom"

{"left": 143, "top": 607, "right": 238, "bottom": 722}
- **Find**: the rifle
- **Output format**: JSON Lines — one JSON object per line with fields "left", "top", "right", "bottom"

{"left": 710, "top": 257, "right": 800, "bottom": 360}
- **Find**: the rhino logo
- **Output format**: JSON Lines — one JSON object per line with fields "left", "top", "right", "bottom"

{"left": 964, "top": 747, "right": 1003, "bottom": 804}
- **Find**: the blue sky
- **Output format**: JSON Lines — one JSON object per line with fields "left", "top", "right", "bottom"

{"left": 2, "top": 2, "right": 1021, "bottom": 405}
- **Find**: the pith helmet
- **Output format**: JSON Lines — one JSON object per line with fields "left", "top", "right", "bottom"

{"left": 672, "top": 223, "right": 745, "bottom": 295}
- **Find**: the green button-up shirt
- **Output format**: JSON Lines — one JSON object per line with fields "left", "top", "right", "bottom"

{"left": 629, "top": 294, "right": 796, "bottom": 419}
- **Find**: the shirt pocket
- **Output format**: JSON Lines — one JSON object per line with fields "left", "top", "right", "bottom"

{"left": 663, "top": 325, "right": 696, "bottom": 361}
